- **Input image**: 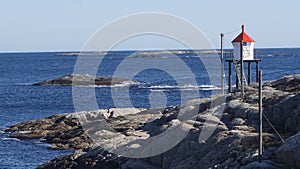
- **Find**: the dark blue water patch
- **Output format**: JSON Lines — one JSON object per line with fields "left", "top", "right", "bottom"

{"left": 95, "top": 87, "right": 116, "bottom": 109}
{"left": 260, "top": 56, "right": 300, "bottom": 81}
{"left": 180, "top": 55, "right": 213, "bottom": 86}
{"left": 97, "top": 55, "right": 126, "bottom": 77}
{"left": 0, "top": 85, "right": 74, "bottom": 128}
{"left": 0, "top": 53, "right": 76, "bottom": 85}
{"left": 0, "top": 132, "right": 72, "bottom": 169}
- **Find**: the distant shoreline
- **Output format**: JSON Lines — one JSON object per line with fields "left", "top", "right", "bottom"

{"left": 1, "top": 47, "right": 300, "bottom": 54}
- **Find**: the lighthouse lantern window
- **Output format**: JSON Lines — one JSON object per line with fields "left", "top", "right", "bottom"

{"left": 243, "top": 42, "right": 251, "bottom": 46}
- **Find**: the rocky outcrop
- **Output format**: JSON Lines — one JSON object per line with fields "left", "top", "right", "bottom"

{"left": 5, "top": 114, "right": 91, "bottom": 150}
{"left": 266, "top": 74, "right": 300, "bottom": 93}
{"left": 5, "top": 74, "right": 300, "bottom": 169}
{"left": 33, "top": 74, "right": 140, "bottom": 86}
{"left": 276, "top": 132, "right": 300, "bottom": 168}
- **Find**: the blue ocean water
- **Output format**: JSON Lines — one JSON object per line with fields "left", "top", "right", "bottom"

{"left": 0, "top": 48, "right": 299, "bottom": 168}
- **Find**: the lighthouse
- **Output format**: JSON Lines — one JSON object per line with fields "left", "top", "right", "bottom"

{"left": 232, "top": 25, "right": 255, "bottom": 60}
{"left": 225, "top": 24, "right": 261, "bottom": 93}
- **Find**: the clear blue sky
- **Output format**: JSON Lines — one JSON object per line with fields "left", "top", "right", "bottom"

{"left": 1, "top": 0, "right": 300, "bottom": 52}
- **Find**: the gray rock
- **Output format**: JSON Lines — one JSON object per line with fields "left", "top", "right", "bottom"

{"left": 276, "top": 132, "right": 300, "bottom": 168}
{"left": 232, "top": 125, "right": 255, "bottom": 132}
{"left": 121, "top": 159, "right": 160, "bottom": 169}
{"left": 267, "top": 74, "right": 300, "bottom": 93}
{"left": 228, "top": 99, "right": 259, "bottom": 120}
{"left": 241, "top": 160, "right": 283, "bottom": 169}
{"left": 265, "top": 93, "right": 300, "bottom": 134}
{"left": 231, "top": 118, "right": 246, "bottom": 126}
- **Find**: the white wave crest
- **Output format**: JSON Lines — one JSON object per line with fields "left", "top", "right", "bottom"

{"left": 0, "top": 137, "right": 20, "bottom": 141}
{"left": 140, "top": 84, "right": 221, "bottom": 91}
{"left": 15, "top": 131, "right": 32, "bottom": 134}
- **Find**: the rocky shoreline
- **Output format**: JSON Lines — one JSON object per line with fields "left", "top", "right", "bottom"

{"left": 33, "top": 74, "right": 140, "bottom": 86}
{"left": 5, "top": 74, "right": 300, "bottom": 169}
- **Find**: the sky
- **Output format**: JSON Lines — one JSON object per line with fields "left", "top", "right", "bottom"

{"left": 1, "top": 0, "right": 300, "bottom": 52}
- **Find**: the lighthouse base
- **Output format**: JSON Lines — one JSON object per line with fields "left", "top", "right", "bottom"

{"left": 226, "top": 59, "right": 261, "bottom": 93}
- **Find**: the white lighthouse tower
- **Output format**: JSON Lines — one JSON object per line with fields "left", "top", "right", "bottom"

{"left": 232, "top": 25, "right": 255, "bottom": 60}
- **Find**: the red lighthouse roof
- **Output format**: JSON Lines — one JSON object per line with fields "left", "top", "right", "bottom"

{"left": 232, "top": 25, "right": 255, "bottom": 43}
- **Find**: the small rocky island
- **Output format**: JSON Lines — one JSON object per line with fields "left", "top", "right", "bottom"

{"left": 5, "top": 74, "right": 300, "bottom": 169}
{"left": 34, "top": 74, "right": 139, "bottom": 86}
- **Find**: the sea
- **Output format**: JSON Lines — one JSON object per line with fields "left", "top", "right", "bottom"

{"left": 0, "top": 48, "right": 299, "bottom": 169}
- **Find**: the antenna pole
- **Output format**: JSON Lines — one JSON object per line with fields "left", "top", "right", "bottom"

{"left": 221, "top": 33, "right": 225, "bottom": 94}
{"left": 240, "top": 40, "right": 244, "bottom": 99}
{"left": 259, "top": 70, "right": 263, "bottom": 162}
